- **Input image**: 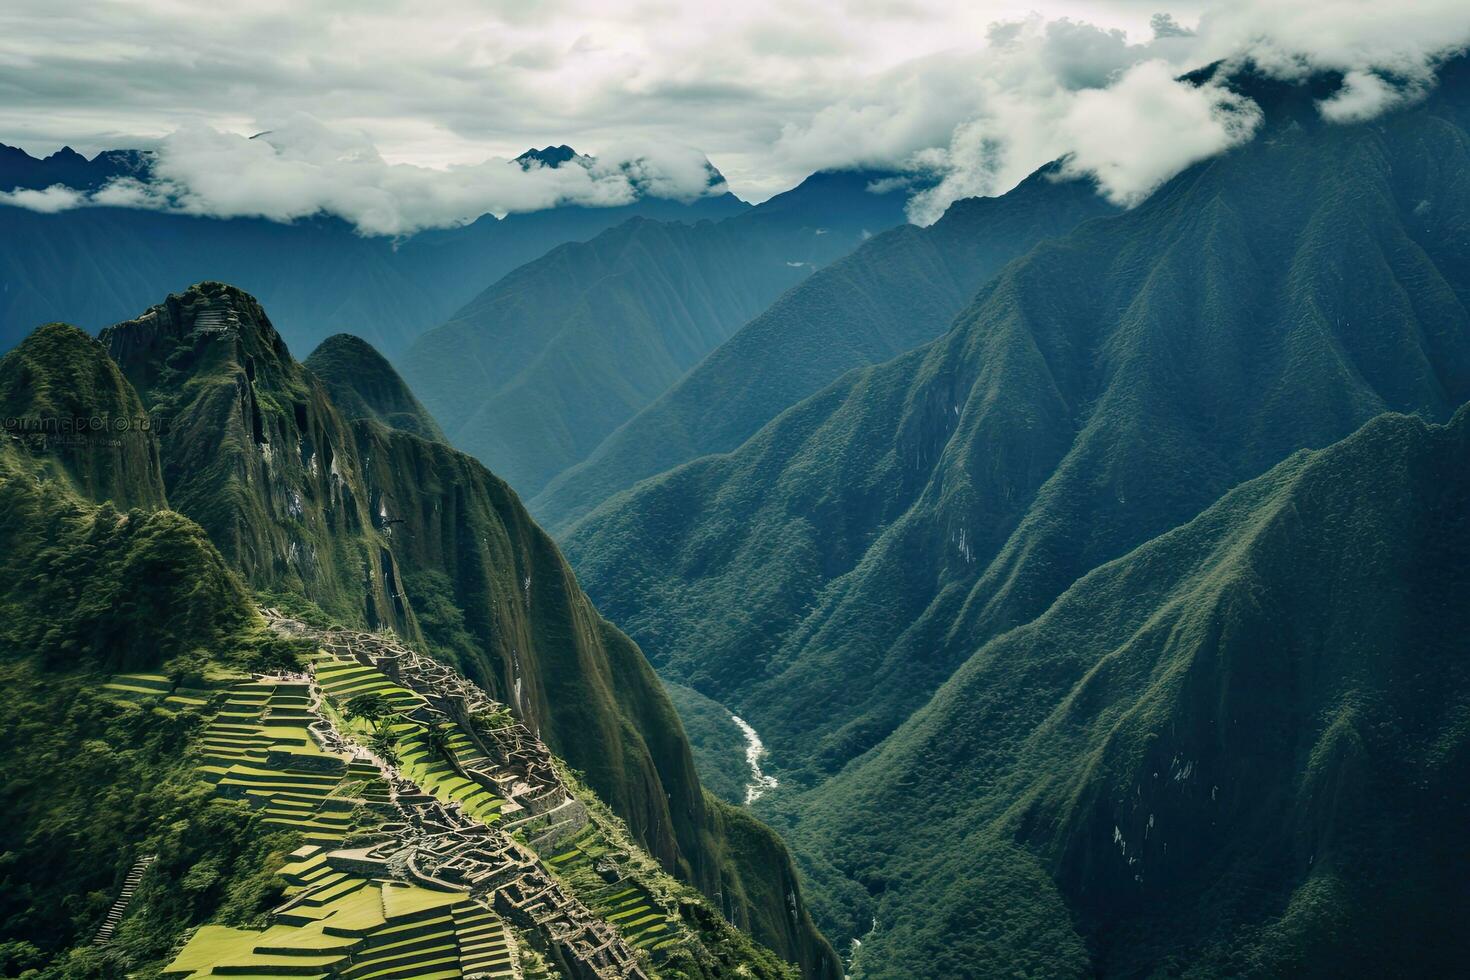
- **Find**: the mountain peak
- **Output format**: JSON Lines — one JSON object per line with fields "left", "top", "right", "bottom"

{"left": 100, "top": 281, "right": 294, "bottom": 399}
{"left": 0, "top": 319, "right": 167, "bottom": 509}
{"left": 515, "top": 144, "right": 583, "bottom": 169}
{"left": 305, "top": 333, "right": 447, "bottom": 442}
{"left": 0, "top": 141, "right": 151, "bottom": 192}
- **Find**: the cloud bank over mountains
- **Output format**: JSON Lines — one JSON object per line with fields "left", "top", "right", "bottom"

{"left": 2, "top": 1, "right": 1468, "bottom": 232}
{"left": 0, "top": 120, "right": 725, "bottom": 236}
{"left": 782, "top": 1, "right": 1470, "bottom": 222}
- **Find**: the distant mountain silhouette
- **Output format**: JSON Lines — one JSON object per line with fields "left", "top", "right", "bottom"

{"left": 401, "top": 168, "right": 920, "bottom": 497}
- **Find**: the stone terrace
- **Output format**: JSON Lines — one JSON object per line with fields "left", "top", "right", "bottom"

{"left": 252, "top": 610, "right": 649, "bottom": 979}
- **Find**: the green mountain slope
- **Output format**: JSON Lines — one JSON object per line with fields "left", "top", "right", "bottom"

{"left": 343, "top": 411, "right": 838, "bottom": 976}
{"left": 784, "top": 406, "right": 1470, "bottom": 977}
{"left": 0, "top": 433, "right": 316, "bottom": 976}
{"left": 0, "top": 438, "right": 253, "bottom": 673}
{"left": 3, "top": 288, "right": 838, "bottom": 978}
{"left": 534, "top": 165, "right": 1115, "bottom": 531}
{"left": 400, "top": 171, "right": 915, "bottom": 498}
{"left": 564, "top": 68, "right": 1470, "bottom": 789}
{"left": 304, "top": 333, "right": 446, "bottom": 441}
{"left": 0, "top": 435, "right": 811, "bottom": 978}
{"left": 0, "top": 322, "right": 167, "bottom": 510}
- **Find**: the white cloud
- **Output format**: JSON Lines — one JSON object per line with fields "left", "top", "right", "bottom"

{"left": 1194, "top": 0, "right": 1470, "bottom": 83}
{"left": 1, "top": 115, "right": 726, "bottom": 235}
{"left": 836, "top": 3, "right": 1470, "bottom": 224}
{"left": 0, "top": 184, "right": 85, "bottom": 212}
{"left": 0, "top": 1, "right": 1467, "bottom": 229}
{"left": 1317, "top": 69, "right": 1426, "bottom": 124}
{"left": 1056, "top": 60, "right": 1260, "bottom": 205}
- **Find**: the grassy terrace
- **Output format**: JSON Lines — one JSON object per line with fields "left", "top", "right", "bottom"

{"left": 172, "top": 662, "right": 520, "bottom": 980}
{"left": 314, "top": 655, "right": 505, "bottom": 825}
{"left": 165, "top": 854, "right": 520, "bottom": 980}
{"left": 104, "top": 668, "right": 245, "bottom": 709}
{"left": 311, "top": 660, "right": 425, "bottom": 714}
{"left": 196, "top": 680, "right": 374, "bottom": 846}
{"left": 547, "top": 829, "right": 679, "bottom": 955}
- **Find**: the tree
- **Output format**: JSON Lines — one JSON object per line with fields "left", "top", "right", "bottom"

{"left": 424, "top": 721, "right": 452, "bottom": 761}
{"left": 368, "top": 725, "right": 399, "bottom": 766}
{"left": 343, "top": 693, "right": 394, "bottom": 724}
{"left": 246, "top": 635, "right": 312, "bottom": 675}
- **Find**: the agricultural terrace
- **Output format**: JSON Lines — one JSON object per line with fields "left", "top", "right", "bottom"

{"left": 196, "top": 679, "right": 384, "bottom": 846}
{"left": 164, "top": 848, "right": 522, "bottom": 980}
{"left": 547, "top": 829, "right": 679, "bottom": 957}
{"left": 314, "top": 654, "right": 506, "bottom": 825}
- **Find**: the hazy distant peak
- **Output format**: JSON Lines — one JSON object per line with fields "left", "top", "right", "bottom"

{"left": 516, "top": 141, "right": 729, "bottom": 195}
{"left": 0, "top": 142, "right": 151, "bottom": 193}
{"left": 515, "top": 144, "right": 587, "bottom": 169}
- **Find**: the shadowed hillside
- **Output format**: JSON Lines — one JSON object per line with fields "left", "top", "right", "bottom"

{"left": 0, "top": 322, "right": 166, "bottom": 509}
{"left": 787, "top": 406, "right": 1470, "bottom": 977}
{"left": 401, "top": 170, "right": 917, "bottom": 497}
{"left": 565, "top": 67, "right": 1470, "bottom": 783}
{"left": 305, "top": 333, "right": 447, "bottom": 442}
{"left": 535, "top": 164, "right": 1115, "bottom": 531}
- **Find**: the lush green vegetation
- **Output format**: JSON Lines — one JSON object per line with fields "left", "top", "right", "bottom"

{"left": 401, "top": 170, "right": 914, "bottom": 497}
{"left": 98, "top": 283, "right": 412, "bottom": 632}
{"left": 567, "top": 69, "right": 1470, "bottom": 778}
{"left": 164, "top": 868, "right": 525, "bottom": 980}
{"left": 538, "top": 763, "right": 806, "bottom": 980}
{"left": 0, "top": 321, "right": 166, "bottom": 510}
{"left": 198, "top": 678, "right": 385, "bottom": 846}
{"left": 534, "top": 164, "right": 1114, "bottom": 531}
{"left": 781, "top": 407, "right": 1470, "bottom": 977}
{"left": 0, "top": 439, "right": 253, "bottom": 672}
{"left": 316, "top": 655, "right": 507, "bottom": 824}
{"left": 0, "top": 441, "right": 313, "bottom": 978}
{"left": 0, "top": 659, "right": 311, "bottom": 980}
{"left": 20, "top": 62, "right": 1466, "bottom": 978}
{"left": 561, "top": 64, "right": 1470, "bottom": 975}
{"left": 342, "top": 414, "right": 841, "bottom": 977}
{"left": 304, "top": 334, "right": 447, "bottom": 442}
{"left": 1, "top": 286, "right": 838, "bottom": 977}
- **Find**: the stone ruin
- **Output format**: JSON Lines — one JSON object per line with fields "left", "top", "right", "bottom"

{"left": 260, "top": 610, "right": 644, "bottom": 979}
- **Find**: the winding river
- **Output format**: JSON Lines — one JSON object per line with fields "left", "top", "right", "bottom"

{"left": 730, "top": 713, "right": 779, "bottom": 804}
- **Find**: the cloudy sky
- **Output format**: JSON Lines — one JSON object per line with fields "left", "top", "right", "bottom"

{"left": 2, "top": 0, "right": 1468, "bottom": 232}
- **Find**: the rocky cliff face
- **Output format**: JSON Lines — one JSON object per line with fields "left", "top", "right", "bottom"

{"left": 100, "top": 283, "right": 417, "bottom": 636}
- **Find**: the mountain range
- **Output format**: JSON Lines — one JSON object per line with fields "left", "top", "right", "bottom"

{"left": 532, "top": 162, "right": 1116, "bottom": 531}
{"left": 4, "top": 47, "right": 1469, "bottom": 980}
{"left": 795, "top": 404, "right": 1470, "bottom": 977}
{"left": 399, "top": 169, "right": 917, "bottom": 497}
{"left": 0, "top": 142, "right": 746, "bottom": 356}
{"left": 556, "top": 62, "right": 1470, "bottom": 975}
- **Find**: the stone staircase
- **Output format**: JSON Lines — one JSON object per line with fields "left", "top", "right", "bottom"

{"left": 92, "top": 853, "right": 158, "bottom": 946}
{"left": 192, "top": 302, "right": 239, "bottom": 334}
